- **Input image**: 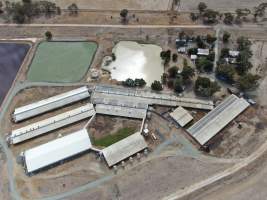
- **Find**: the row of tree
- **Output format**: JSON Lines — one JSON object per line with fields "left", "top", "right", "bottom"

{"left": 194, "top": 2, "right": 266, "bottom": 25}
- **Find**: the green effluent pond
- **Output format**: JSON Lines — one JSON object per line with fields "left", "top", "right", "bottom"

{"left": 27, "top": 41, "right": 97, "bottom": 82}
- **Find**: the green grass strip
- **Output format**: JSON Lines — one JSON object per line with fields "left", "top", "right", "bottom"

{"left": 92, "top": 127, "right": 136, "bottom": 147}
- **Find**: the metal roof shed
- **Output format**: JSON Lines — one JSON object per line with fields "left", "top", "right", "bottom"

{"left": 102, "top": 132, "right": 147, "bottom": 167}
{"left": 95, "top": 104, "right": 147, "bottom": 119}
{"left": 197, "top": 48, "right": 209, "bottom": 56}
{"left": 170, "top": 106, "right": 193, "bottom": 127}
{"left": 9, "top": 104, "right": 95, "bottom": 145}
{"left": 13, "top": 86, "right": 90, "bottom": 123}
{"left": 187, "top": 95, "right": 249, "bottom": 145}
{"left": 24, "top": 129, "right": 91, "bottom": 174}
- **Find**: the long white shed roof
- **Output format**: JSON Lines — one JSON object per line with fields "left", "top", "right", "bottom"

{"left": 95, "top": 104, "right": 147, "bottom": 119}
{"left": 13, "top": 86, "right": 90, "bottom": 122}
{"left": 10, "top": 104, "right": 95, "bottom": 144}
{"left": 187, "top": 95, "right": 249, "bottom": 145}
{"left": 102, "top": 132, "right": 147, "bottom": 167}
{"left": 93, "top": 85, "right": 214, "bottom": 110}
{"left": 170, "top": 106, "right": 193, "bottom": 127}
{"left": 24, "top": 129, "right": 91, "bottom": 173}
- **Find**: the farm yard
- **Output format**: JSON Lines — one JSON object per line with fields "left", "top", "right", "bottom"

{"left": 0, "top": 0, "right": 267, "bottom": 197}
{"left": 27, "top": 41, "right": 97, "bottom": 82}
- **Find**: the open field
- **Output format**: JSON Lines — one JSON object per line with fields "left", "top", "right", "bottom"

{"left": 65, "top": 155, "right": 230, "bottom": 200}
{"left": 9, "top": 0, "right": 172, "bottom": 10}
{"left": 0, "top": 43, "right": 30, "bottom": 105}
{"left": 27, "top": 41, "right": 97, "bottom": 82}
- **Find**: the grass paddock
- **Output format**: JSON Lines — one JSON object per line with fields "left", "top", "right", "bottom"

{"left": 27, "top": 41, "right": 97, "bottom": 82}
{"left": 92, "top": 127, "right": 136, "bottom": 147}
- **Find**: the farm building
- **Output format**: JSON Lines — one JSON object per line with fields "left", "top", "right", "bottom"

{"left": 93, "top": 85, "right": 214, "bottom": 110}
{"left": 102, "top": 132, "right": 147, "bottom": 167}
{"left": 170, "top": 106, "right": 193, "bottom": 127}
{"left": 12, "top": 86, "right": 90, "bottom": 122}
{"left": 197, "top": 48, "right": 209, "bottom": 56}
{"left": 95, "top": 104, "right": 147, "bottom": 119}
{"left": 8, "top": 104, "right": 95, "bottom": 144}
{"left": 22, "top": 129, "right": 92, "bottom": 174}
{"left": 229, "top": 50, "right": 240, "bottom": 57}
{"left": 187, "top": 95, "right": 250, "bottom": 145}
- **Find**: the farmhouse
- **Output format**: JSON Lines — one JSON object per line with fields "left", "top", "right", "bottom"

{"left": 197, "top": 48, "right": 210, "bottom": 56}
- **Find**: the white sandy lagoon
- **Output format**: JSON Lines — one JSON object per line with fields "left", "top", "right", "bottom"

{"left": 102, "top": 41, "right": 164, "bottom": 85}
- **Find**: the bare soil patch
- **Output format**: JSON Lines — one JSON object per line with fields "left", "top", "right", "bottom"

{"left": 209, "top": 106, "right": 267, "bottom": 158}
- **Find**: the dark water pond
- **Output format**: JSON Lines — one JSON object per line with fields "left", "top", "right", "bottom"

{"left": 0, "top": 43, "right": 30, "bottom": 105}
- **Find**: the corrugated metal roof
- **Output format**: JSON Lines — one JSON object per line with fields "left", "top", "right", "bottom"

{"left": 10, "top": 104, "right": 95, "bottom": 144}
{"left": 197, "top": 48, "right": 209, "bottom": 55}
{"left": 13, "top": 86, "right": 90, "bottom": 122}
{"left": 95, "top": 104, "right": 147, "bottom": 119}
{"left": 187, "top": 95, "right": 249, "bottom": 145}
{"left": 24, "top": 129, "right": 91, "bottom": 173}
{"left": 170, "top": 106, "right": 193, "bottom": 127}
{"left": 93, "top": 85, "right": 214, "bottom": 110}
{"left": 102, "top": 132, "right": 147, "bottom": 167}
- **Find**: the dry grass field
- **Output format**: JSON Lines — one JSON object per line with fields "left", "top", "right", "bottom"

{"left": 10, "top": 0, "right": 172, "bottom": 10}
{"left": 180, "top": 0, "right": 266, "bottom": 12}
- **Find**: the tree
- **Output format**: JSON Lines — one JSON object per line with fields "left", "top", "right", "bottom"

{"left": 190, "top": 13, "right": 199, "bottom": 21}
{"left": 236, "top": 48, "right": 253, "bottom": 74}
{"left": 111, "top": 53, "right": 116, "bottom": 61}
{"left": 206, "top": 34, "right": 217, "bottom": 44}
{"left": 237, "top": 36, "right": 251, "bottom": 51}
{"left": 122, "top": 78, "right": 146, "bottom": 87}
{"left": 237, "top": 73, "right": 260, "bottom": 91}
{"left": 202, "top": 9, "right": 219, "bottom": 24}
{"left": 216, "top": 64, "right": 235, "bottom": 83}
{"left": 222, "top": 32, "right": 231, "bottom": 43}
{"left": 134, "top": 78, "right": 146, "bottom": 87}
{"left": 196, "top": 36, "right": 206, "bottom": 48}
{"left": 122, "top": 78, "right": 135, "bottom": 87}
{"left": 236, "top": 8, "right": 251, "bottom": 17}
{"left": 224, "top": 13, "right": 234, "bottom": 24}
{"left": 168, "top": 66, "right": 178, "bottom": 78}
{"left": 181, "top": 65, "right": 195, "bottom": 81}
{"left": 45, "top": 31, "right": 52, "bottom": 40}
{"left": 198, "top": 2, "right": 207, "bottom": 13}
{"left": 120, "top": 9, "right": 128, "bottom": 23}
{"left": 172, "top": 53, "right": 178, "bottom": 62}
{"left": 151, "top": 80, "right": 163, "bottom": 91}
{"left": 196, "top": 57, "right": 213, "bottom": 72}
{"left": 207, "top": 52, "right": 215, "bottom": 61}
{"left": 161, "top": 73, "right": 168, "bottom": 85}
{"left": 174, "top": 76, "right": 184, "bottom": 93}
{"left": 195, "top": 77, "right": 220, "bottom": 97}
{"left": 220, "top": 48, "right": 230, "bottom": 58}
{"left": 160, "top": 50, "right": 171, "bottom": 65}
{"left": 188, "top": 48, "right": 198, "bottom": 55}
{"left": 68, "top": 3, "right": 79, "bottom": 16}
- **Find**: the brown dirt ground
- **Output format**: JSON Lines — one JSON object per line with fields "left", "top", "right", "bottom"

{"left": 209, "top": 106, "right": 267, "bottom": 158}
{"left": 88, "top": 115, "right": 141, "bottom": 140}
{"left": 65, "top": 155, "right": 231, "bottom": 200}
